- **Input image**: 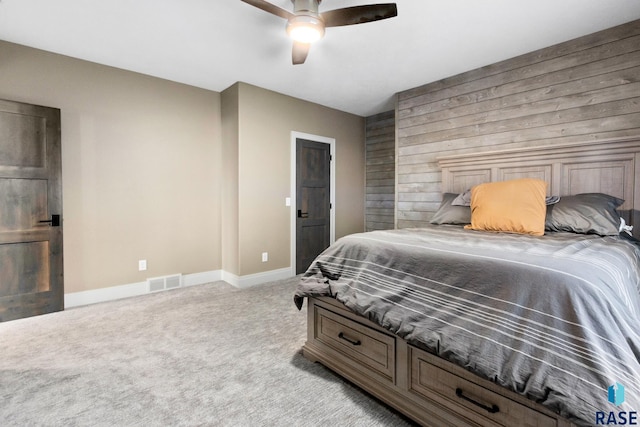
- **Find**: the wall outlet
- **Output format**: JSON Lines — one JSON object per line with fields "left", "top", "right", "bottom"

{"left": 261, "top": 252, "right": 268, "bottom": 262}
{"left": 138, "top": 259, "right": 147, "bottom": 271}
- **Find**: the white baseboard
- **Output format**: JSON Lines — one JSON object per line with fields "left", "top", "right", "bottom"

{"left": 182, "top": 270, "right": 223, "bottom": 287}
{"left": 222, "top": 267, "right": 294, "bottom": 289}
{"left": 64, "top": 267, "right": 294, "bottom": 308}
{"left": 64, "top": 280, "right": 150, "bottom": 309}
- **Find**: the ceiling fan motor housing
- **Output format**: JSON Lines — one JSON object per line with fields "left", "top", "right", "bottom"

{"left": 292, "top": 0, "right": 322, "bottom": 15}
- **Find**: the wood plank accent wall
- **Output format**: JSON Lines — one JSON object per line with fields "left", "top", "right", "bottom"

{"left": 365, "top": 110, "right": 395, "bottom": 230}
{"left": 396, "top": 19, "right": 640, "bottom": 229}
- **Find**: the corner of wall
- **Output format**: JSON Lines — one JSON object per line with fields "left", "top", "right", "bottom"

{"left": 220, "top": 84, "right": 240, "bottom": 276}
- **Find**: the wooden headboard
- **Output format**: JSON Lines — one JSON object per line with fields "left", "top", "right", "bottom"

{"left": 437, "top": 137, "right": 640, "bottom": 235}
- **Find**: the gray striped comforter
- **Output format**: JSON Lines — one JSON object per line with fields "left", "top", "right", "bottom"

{"left": 294, "top": 225, "right": 640, "bottom": 426}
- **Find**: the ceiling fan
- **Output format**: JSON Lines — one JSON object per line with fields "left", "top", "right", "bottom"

{"left": 240, "top": 0, "right": 398, "bottom": 65}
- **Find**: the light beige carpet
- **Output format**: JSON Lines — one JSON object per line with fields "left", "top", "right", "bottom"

{"left": 0, "top": 277, "right": 415, "bottom": 426}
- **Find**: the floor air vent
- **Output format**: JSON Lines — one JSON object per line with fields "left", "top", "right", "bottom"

{"left": 148, "top": 274, "right": 182, "bottom": 293}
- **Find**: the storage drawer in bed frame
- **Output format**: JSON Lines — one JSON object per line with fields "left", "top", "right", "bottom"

{"left": 302, "top": 296, "right": 576, "bottom": 427}
{"left": 314, "top": 305, "right": 396, "bottom": 383}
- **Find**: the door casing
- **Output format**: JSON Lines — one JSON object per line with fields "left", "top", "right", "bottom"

{"left": 290, "top": 131, "right": 335, "bottom": 275}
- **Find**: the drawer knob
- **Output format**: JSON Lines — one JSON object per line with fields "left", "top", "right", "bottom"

{"left": 338, "top": 332, "right": 361, "bottom": 346}
{"left": 455, "top": 388, "right": 500, "bottom": 414}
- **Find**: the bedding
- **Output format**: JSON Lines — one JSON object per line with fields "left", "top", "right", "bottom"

{"left": 453, "top": 188, "right": 560, "bottom": 206}
{"left": 429, "top": 193, "right": 471, "bottom": 225}
{"left": 294, "top": 225, "right": 640, "bottom": 426}
{"left": 545, "top": 193, "right": 625, "bottom": 236}
{"left": 464, "top": 178, "right": 547, "bottom": 236}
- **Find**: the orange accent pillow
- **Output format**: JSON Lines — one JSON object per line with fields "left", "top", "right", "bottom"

{"left": 464, "top": 178, "right": 547, "bottom": 236}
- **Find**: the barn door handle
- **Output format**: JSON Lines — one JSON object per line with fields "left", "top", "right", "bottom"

{"left": 39, "top": 214, "right": 60, "bottom": 227}
{"left": 297, "top": 210, "right": 309, "bottom": 218}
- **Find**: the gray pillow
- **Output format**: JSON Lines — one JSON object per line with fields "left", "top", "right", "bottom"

{"left": 430, "top": 193, "right": 471, "bottom": 225}
{"left": 544, "top": 193, "right": 623, "bottom": 236}
{"left": 451, "top": 190, "right": 472, "bottom": 206}
{"left": 453, "top": 188, "right": 560, "bottom": 206}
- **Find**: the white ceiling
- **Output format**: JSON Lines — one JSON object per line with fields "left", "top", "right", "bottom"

{"left": 0, "top": 0, "right": 639, "bottom": 117}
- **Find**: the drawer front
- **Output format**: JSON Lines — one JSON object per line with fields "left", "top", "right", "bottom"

{"left": 410, "top": 347, "right": 556, "bottom": 427}
{"left": 314, "top": 306, "right": 395, "bottom": 382}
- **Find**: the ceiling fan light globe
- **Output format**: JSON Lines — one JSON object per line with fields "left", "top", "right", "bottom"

{"left": 289, "top": 26, "right": 323, "bottom": 43}
{"left": 286, "top": 15, "right": 325, "bottom": 43}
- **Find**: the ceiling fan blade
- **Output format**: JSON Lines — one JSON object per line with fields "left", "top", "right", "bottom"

{"left": 292, "top": 41, "right": 311, "bottom": 65}
{"left": 322, "top": 3, "right": 397, "bottom": 27}
{"left": 240, "top": 0, "right": 294, "bottom": 20}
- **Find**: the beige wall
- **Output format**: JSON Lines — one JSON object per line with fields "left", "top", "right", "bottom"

{"left": 220, "top": 85, "right": 240, "bottom": 275}
{"left": 224, "top": 82, "right": 365, "bottom": 276}
{"left": 0, "top": 42, "right": 366, "bottom": 293}
{"left": 0, "top": 41, "right": 223, "bottom": 293}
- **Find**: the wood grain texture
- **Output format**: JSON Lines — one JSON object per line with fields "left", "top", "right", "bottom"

{"left": 365, "top": 110, "right": 395, "bottom": 231}
{"left": 315, "top": 305, "right": 395, "bottom": 382}
{"left": 438, "top": 137, "right": 640, "bottom": 237}
{"left": 296, "top": 139, "right": 331, "bottom": 274}
{"left": 396, "top": 19, "right": 640, "bottom": 228}
{"left": 304, "top": 296, "right": 576, "bottom": 427}
{"left": 0, "top": 99, "right": 62, "bottom": 322}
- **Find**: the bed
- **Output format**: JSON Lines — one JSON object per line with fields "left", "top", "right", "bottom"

{"left": 294, "top": 138, "right": 640, "bottom": 427}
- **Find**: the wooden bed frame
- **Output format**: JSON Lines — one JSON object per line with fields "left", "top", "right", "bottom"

{"left": 439, "top": 137, "right": 640, "bottom": 238}
{"left": 301, "top": 138, "right": 640, "bottom": 427}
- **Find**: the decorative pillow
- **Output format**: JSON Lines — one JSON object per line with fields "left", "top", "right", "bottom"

{"left": 464, "top": 178, "right": 547, "bottom": 236}
{"left": 430, "top": 193, "right": 471, "bottom": 225}
{"left": 451, "top": 190, "right": 472, "bottom": 206}
{"left": 453, "top": 189, "right": 560, "bottom": 206}
{"left": 544, "top": 193, "right": 624, "bottom": 236}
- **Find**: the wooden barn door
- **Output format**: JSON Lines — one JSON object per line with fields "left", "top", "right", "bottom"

{"left": 0, "top": 99, "right": 63, "bottom": 322}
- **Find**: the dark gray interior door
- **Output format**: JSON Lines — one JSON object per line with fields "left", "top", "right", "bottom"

{"left": 296, "top": 138, "right": 330, "bottom": 274}
{"left": 0, "top": 99, "right": 63, "bottom": 322}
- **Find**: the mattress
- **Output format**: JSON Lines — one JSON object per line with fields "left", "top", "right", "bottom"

{"left": 294, "top": 225, "right": 640, "bottom": 426}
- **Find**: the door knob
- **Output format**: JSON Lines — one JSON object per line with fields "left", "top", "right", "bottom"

{"left": 38, "top": 214, "right": 60, "bottom": 227}
{"left": 297, "top": 210, "right": 309, "bottom": 218}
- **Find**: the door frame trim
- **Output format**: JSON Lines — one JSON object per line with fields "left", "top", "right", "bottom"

{"left": 290, "top": 131, "right": 336, "bottom": 275}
